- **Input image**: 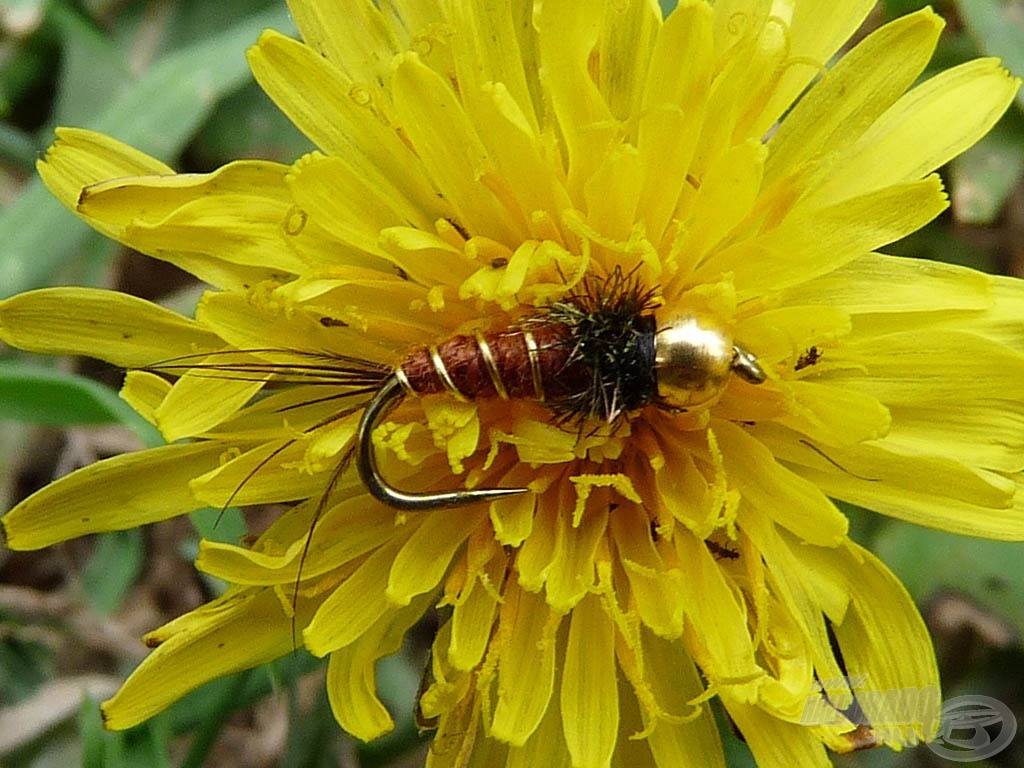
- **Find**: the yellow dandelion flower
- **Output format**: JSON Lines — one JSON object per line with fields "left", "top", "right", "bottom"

{"left": 2, "top": 1, "right": 1023, "bottom": 766}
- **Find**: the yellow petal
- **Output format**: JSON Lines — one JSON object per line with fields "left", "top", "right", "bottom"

{"left": 248, "top": 30, "right": 444, "bottom": 219}
{"left": 327, "top": 641, "right": 394, "bottom": 742}
{"left": 584, "top": 143, "right": 643, "bottom": 245}
{"left": 637, "top": 0, "right": 713, "bottom": 242}
{"left": 779, "top": 380, "right": 891, "bottom": 447}
{"left": 760, "top": 425, "right": 1024, "bottom": 540}
{"left": 741, "top": 512, "right": 849, "bottom": 686}
{"left": 958, "top": 275, "right": 1024, "bottom": 351}
{"left": 38, "top": 131, "right": 282, "bottom": 289}
{"left": 391, "top": 52, "right": 522, "bottom": 241}
{"left": 641, "top": 632, "right": 726, "bottom": 768}
{"left": 715, "top": 421, "right": 849, "bottom": 547}
{"left": 189, "top": 439, "right": 328, "bottom": 508}
{"left": 386, "top": 506, "right": 486, "bottom": 606}
{"left": 609, "top": 504, "right": 684, "bottom": 637}
{"left": 304, "top": 536, "right": 407, "bottom": 655}
{"left": 285, "top": 0, "right": 403, "bottom": 89}
{"left": 326, "top": 591, "right": 435, "bottom": 741}
{"left": 79, "top": 162, "right": 308, "bottom": 275}
{"left": 154, "top": 361, "right": 267, "bottom": 442}
{"left": 885, "top": 402, "right": 1024, "bottom": 473}
{"left": 471, "top": 81, "right": 574, "bottom": 240}
{"left": 718, "top": 690, "right": 832, "bottom": 768}
{"left": 0, "top": 287, "right": 220, "bottom": 367}
{"left": 806, "top": 59, "right": 1020, "bottom": 207}
{"left": 102, "top": 588, "right": 292, "bottom": 730}
{"left": 194, "top": 289, "right": 399, "bottom": 365}
{"left": 446, "top": 1, "right": 537, "bottom": 129}
{"left": 378, "top": 227, "right": 476, "bottom": 289}
{"left": 119, "top": 370, "right": 171, "bottom": 426}
{"left": 448, "top": 555, "right": 503, "bottom": 671}
{"left": 642, "top": 427, "right": 728, "bottom": 539}
{"left": 197, "top": 495, "right": 396, "bottom": 584}
{"left": 490, "top": 585, "right": 559, "bottom": 745}
{"left": 78, "top": 160, "right": 289, "bottom": 217}
{"left": 37, "top": 127, "right": 173, "bottom": 217}
{"left": 560, "top": 592, "right": 618, "bottom": 768}
{"left": 544, "top": 496, "right": 607, "bottom": 613}
{"left": 701, "top": 176, "right": 948, "bottom": 296}
{"left": 765, "top": 8, "right": 943, "bottom": 186}
{"left": 506, "top": 651, "right": 572, "bottom": 768}
{"left": 534, "top": 0, "right": 616, "bottom": 196}
{"left": 796, "top": 541, "right": 942, "bottom": 747}
{"left": 700, "top": 0, "right": 800, "bottom": 152}
{"left": 675, "top": 532, "right": 761, "bottom": 686}
{"left": 844, "top": 328, "right": 1024, "bottom": 408}
{"left": 757, "top": 0, "right": 878, "bottom": 133}
{"left": 595, "top": 0, "right": 660, "bottom": 122}
{"left": 683, "top": 139, "right": 766, "bottom": 268}
{"left": 516, "top": 484, "right": 565, "bottom": 591}
{"left": 792, "top": 252, "right": 991, "bottom": 314}
{"left": 489, "top": 487, "right": 536, "bottom": 547}
{"left": 3, "top": 443, "right": 223, "bottom": 549}
{"left": 287, "top": 152, "right": 432, "bottom": 259}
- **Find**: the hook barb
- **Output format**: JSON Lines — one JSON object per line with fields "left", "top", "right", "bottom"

{"left": 356, "top": 375, "right": 529, "bottom": 510}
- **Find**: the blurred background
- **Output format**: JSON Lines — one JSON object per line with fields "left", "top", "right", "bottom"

{"left": 0, "top": 0, "right": 1022, "bottom": 766}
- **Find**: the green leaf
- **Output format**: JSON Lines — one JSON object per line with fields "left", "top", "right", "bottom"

{"left": 882, "top": 0, "right": 935, "bottom": 21}
{"left": 81, "top": 715, "right": 174, "bottom": 768}
{"left": 193, "top": 81, "right": 314, "bottom": 167}
{"left": 155, "top": 0, "right": 282, "bottom": 56}
{"left": 80, "top": 695, "right": 109, "bottom": 768}
{"left": 0, "top": 5, "right": 294, "bottom": 298}
{"left": 47, "top": 1, "right": 132, "bottom": 129}
{"left": 0, "top": 629, "right": 53, "bottom": 704}
{"left": 872, "top": 520, "right": 1024, "bottom": 637}
{"left": 0, "top": 362, "right": 130, "bottom": 425}
{"left": 0, "top": 361, "right": 159, "bottom": 441}
{"left": 0, "top": 122, "right": 40, "bottom": 171}
{"left": 188, "top": 505, "right": 247, "bottom": 545}
{"left": 119, "top": 718, "right": 173, "bottom": 768}
{"left": 81, "top": 529, "right": 144, "bottom": 614}
{"left": 84, "top": 5, "right": 293, "bottom": 161}
{"left": 956, "top": 0, "right": 1024, "bottom": 108}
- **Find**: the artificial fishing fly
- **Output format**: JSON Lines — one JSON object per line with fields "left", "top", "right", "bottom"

{"left": 356, "top": 269, "right": 767, "bottom": 509}
{"left": 146, "top": 270, "right": 767, "bottom": 512}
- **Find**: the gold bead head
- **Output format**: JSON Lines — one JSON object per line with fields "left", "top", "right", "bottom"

{"left": 654, "top": 315, "right": 766, "bottom": 409}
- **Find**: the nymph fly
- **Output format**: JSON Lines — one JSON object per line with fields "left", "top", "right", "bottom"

{"left": 355, "top": 270, "right": 766, "bottom": 509}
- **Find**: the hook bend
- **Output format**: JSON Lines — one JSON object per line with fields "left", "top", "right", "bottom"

{"left": 356, "top": 375, "right": 529, "bottom": 510}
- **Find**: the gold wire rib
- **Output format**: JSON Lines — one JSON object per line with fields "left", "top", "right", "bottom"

{"left": 394, "top": 367, "right": 415, "bottom": 395}
{"left": 429, "top": 345, "right": 468, "bottom": 401}
{"left": 475, "top": 332, "right": 509, "bottom": 400}
{"left": 523, "top": 331, "right": 544, "bottom": 402}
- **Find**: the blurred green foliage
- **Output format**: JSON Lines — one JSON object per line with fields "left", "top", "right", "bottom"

{"left": 1, "top": 1, "right": 1023, "bottom": 767}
